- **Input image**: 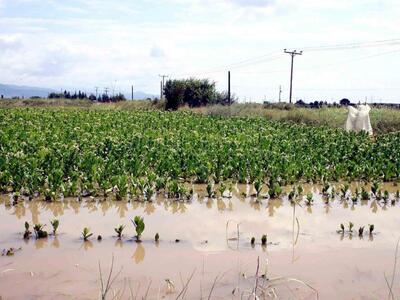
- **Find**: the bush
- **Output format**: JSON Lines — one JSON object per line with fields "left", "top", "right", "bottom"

{"left": 164, "top": 78, "right": 234, "bottom": 110}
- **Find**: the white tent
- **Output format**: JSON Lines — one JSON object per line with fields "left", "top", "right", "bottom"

{"left": 345, "top": 104, "right": 373, "bottom": 135}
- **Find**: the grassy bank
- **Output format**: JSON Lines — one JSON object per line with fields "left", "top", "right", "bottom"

{"left": 1, "top": 99, "right": 399, "bottom": 134}
{"left": 188, "top": 103, "right": 400, "bottom": 135}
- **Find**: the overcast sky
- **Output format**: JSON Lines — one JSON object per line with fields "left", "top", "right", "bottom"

{"left": 0, "top": 0, "right": 399, "bottom": 102}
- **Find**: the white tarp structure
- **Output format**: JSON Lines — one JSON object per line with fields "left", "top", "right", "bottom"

{"left": 345, "top": 104, "right": 373, "bottom": 135}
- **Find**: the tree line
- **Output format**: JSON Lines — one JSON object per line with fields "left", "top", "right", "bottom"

{"left": 48, "top": 90, "right": 126, "bottom": 102}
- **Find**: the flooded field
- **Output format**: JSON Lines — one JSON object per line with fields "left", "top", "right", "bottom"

{"left": 1, "top": 183, "right": 400, "bottom": 299}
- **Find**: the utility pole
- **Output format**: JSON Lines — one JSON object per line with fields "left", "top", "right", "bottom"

{"left": 159, "top": 74, "right": 169, "bottom": 99}
{"left": 160, "top": 81, "right": 163, "bottom": 100}
{"left": 131, "top": 85, "right": 134, "bottom": 100}
{"left": 228, "top": 71, "right": 231, "bottom": 105}
{"left": 284, "top": 49, "right": 302, "bottom": 104}
{"left": 104, "top": 87, "right": 109, "bottom": 96}
{"left": 279, "top": 85, "right": 282, "bottom": 103}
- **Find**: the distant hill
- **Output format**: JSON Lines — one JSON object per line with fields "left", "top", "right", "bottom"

{"left": 0, "top": 83, "right": 56, "bottom": 98}
{"left": 0, "top": 83, "right": 156, "bottom": 100}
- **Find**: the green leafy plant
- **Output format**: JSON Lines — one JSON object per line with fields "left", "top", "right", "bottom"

{"left": 50, "top": 219, "right": 59, "bottom": 235}
{"left": 33, "top": 223, "right": 48, "bottom": 239}
{"left": 361, "top": 187, "right": 370, "bottom": 200}
{"left": 131, "top": 216, "right": 145, "bottom": 242}
{"left": 206, "top": 181, "right": 215, "bottom": 198}
{"left": 340, "top": 183, "right": 349, "bottom": 198}
{"left": 383, "top": 190, "right": 389, "bottom": 203}
{"left": 114, "top": 225, "right": 125, "bottom": 239}
{"left": 218, "top": 182, "right": 227, "bottom": 198}
{"left": 82, "top": 227, "right": 93, "bottom": 241}
{"left": 253, "top": 179, "right": 263, "bottom": 197}
{"left": 371, "top": 181, "right": 381, "bottom": 198}
{"left": 305, "top": 193, "right": 313, "bottom": 205}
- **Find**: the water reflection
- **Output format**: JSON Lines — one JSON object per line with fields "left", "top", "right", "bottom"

{"left": 132, "top": 243, "right": 145, "bottom": 264}
{"left": 0, "top": 184, "right": 399, "bottom": 221}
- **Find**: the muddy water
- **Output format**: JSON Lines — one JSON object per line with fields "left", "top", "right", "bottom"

{"left": 1, "top": 183, "right": 400, "bottom": 299}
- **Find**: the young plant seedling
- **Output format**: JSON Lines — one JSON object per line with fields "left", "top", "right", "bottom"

{"left": 330, "top": 187, "right": 336, "bottom": 199}
{"left": 340, "top": 183, "right": 349, "bottom": 199}
{"left": 358, "top": 227, "right": 364, "bottom": 237}
{"left": 250, "top": 237, "right": 255, "bottom": 246}
{"left": 114, "top": 225, "right": 125, "bottom": 239}
{"left": 348, "top": 222, "right": 354, "bottom": 233}
{"left": 50, "top": 219, "right": 59, "bottom": 235}
{"left": 82, "top": 227, "right": 93, "bottom": 241}
{"left": 206, "top": 181, "right": 215, "bottom": 198}
{"left": 33, "top": 223, "right": 48, "bottom": 239}
{"left": 371, "top": 181, "right": 381, "bottom": 198}
{"left": 12, "top": 192, "right": 20, "bottom": 205}
{"left": 305, "top": 193, "right": 313, "bottom": 206}
{"left": 369, "top": 224, "right": 374, "bottom": 235}
{"left": 340, "top": 223, "right": 345, "bottom": 234}
{"left": 383, "top": 190, "right": 389, "bottom": 203}
{"left": 361, "top": 187, "right": 370, "bottom": 200}
{"left": 155, "top": 233, "right": 160, "bottom": 242}
{"left": 131, "top": 216, "right": 145, "bottom": 242}
{"left": 261, "top": 234, "right": 267, "bottom": 246}
{"left": 322, "top": 182, "right": 330, "bottom": 195}
{"left": 253, "top": 179, "right": 263, "bottom": 197}
{"left": 219, "top": 182, "right": 227, "bottom": 198}
{"left": 23, "top": 221, "right": 31, "bottom": 239}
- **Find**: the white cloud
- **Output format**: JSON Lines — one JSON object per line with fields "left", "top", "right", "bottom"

{"left": 0, "top": 0, "right": 399, "bottom": 101}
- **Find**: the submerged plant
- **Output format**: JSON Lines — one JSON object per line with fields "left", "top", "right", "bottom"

{"left": 261, "top": 234, "right": 267, "bottom": 246}
{"left": 23, "top": 221, "right": 31, "bottom": 239}
{"left": 383, "top": 190, "right": 389, "bottom": 203}
{"left": 50, "top": 219, "right": 59, "bottom": 235}
{"left": 305, "top": 193, "right": 313, "bottom": 206}
{"left": 358, "top": 227, "right": 364, "bottom": 236}
{"left": 82, "top": 227, "right": 93, "bottom": 241}
{"left": 322, "top": 182, "right": 330, "bottom": 195}
{"left": 253, "top": 179, "right": 263, "bottom": 197}
{"left": 340, "top": 183, "right": 349, "bottom": 198}
{"left": 268, "top": 178, "right": 282, "bottom": 199}
{"left": 114, "top": 225, "right": 125, "bottom": 239}
{"left": 218, "top": 182, "right": 227, "bottom": 198}
{"left": 340, "top": 223, "right": 345, "bottom": 234}
{"left": 288, "top": 188, "right": 296, "bottom": 202}
{"left": 348, "top": 222, "right": 354, "bottom": 233}
{"left": 371, "top": 181, "right": 381, "bottom": 198}
{"left": 369, "top": 224, "right": 374, "bottom": 235}
{"left": 155, "top": 233, "right": 160, "bottom": 242}
{"left": 251, "top": 237, "right": 255, "bottom": 246}
{"left": 33, "top": 223, "right": 48, "bottom": 239}
{"left": 206, "top": 181, "right": 215, "bottom": 198}
{"left": 131, "top": 216, "right": 145, "bottom": 242}
{"left": 361, "top": 187, "right": 370, "bottom": 200}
